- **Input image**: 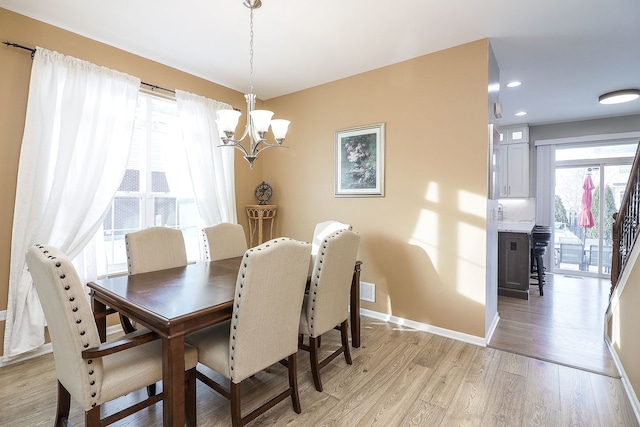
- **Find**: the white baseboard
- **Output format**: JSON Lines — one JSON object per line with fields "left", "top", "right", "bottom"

{"left": 360, "top": 308, "right": 487, "bottom": 347}
{"left": 0, "top": 342, "right": 53, "bottom": 368}
{"left": 606, "top": 337, "right": 640, "bottom": 424}
{"left": 0, "top": 324, "right": 124, "bottom": 368}
{"left": 485, "top": 312, "right": 500, "bottom": 344}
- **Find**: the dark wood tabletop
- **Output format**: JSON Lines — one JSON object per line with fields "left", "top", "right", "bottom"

{"left": 87, "top": 257, "right": 362, "bottom": 426}
{"left": 88, "top": 257, "right": 243, "bottom": 426}
{"left": 89, "top": 259, "right": 240, "bottom": 335}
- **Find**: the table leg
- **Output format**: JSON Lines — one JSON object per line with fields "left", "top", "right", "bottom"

{"left": 163, "top": 335, "right": 186, "bottom": 426}
{"left": 91, "top": 295, "right": 107, "bottom": 343}
{"left": 350, "top": 262, "right": 362, "bottom": 348}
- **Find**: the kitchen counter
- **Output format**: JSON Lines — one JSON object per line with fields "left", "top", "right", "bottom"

{"left": 498, "top": 229, "right": 532, "bottom": 300}
{"left": 498, "top": 221, "right": 535, "bottom": 233}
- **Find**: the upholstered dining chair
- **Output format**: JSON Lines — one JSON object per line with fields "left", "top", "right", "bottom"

{"left": 123, "top": 226, "right": 188, "bottom": 332}
{"left": 309, "top": 220, "right": 352, "bottom": 275}
{"left": 203, "top": 222, "right": 248, "bottom": 261}
{"left": 299, "top": 229, "right": 360, "bottom": 392}
{"left": 25, "top": 243, "right": 198, "bottom": 427}
{"left": 125, "top": 226, "right": 188, "bottom": 274}
{"left": 185, "top": 238, "right": 311, "bottom": 427}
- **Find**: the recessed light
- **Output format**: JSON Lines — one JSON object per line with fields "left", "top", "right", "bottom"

{"left": 599, "top": 89, "right": 640, "bottom": 105}
{"left": 515, "top": 111, "right": 527, "bottom": 116}
{"left": 506, "top": 81, "right": 522, "bottom": 88}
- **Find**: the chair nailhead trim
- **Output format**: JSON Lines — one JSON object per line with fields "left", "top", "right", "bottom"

{"left": 36, "top": 243, "right": 101, "bottom": 408}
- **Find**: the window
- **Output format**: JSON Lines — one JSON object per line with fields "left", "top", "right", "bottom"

{"left": 553, "top": 141, "right": 636, "bottom": 276}
{"left": 100, "top": 92, "right": 201, "bottom": 274}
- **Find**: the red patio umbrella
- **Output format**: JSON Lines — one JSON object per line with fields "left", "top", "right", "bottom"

{"left": 578, "top": 174, "right": 595, "bottom": 228}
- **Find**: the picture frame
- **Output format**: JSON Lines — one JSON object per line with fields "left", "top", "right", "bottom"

{"left": 334, "top": 123, "right": 385, "bottom": 197}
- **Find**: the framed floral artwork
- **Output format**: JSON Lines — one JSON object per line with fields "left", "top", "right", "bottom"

{"left": 334, "top": 123, "right": 385, "bottom": 197}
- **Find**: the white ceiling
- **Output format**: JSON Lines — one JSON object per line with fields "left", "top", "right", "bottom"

{"left": 2, "top": 0, "right": 639, "bottom": 126}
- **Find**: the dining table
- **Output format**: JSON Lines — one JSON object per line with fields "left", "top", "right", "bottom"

{"left": 87, "top": 256, "right": 362, "bottom": 426}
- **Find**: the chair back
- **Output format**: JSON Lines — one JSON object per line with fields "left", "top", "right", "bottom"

{"left": 125, "top": 227, "right": 187, "bottom": 274}
{"left": 310, "top": 220, "right": 352, "bottom": 274}
{"left": 305, "top": 229, "right": 360, "bottom": 338}
{"left": 311, "top": 220, "right": 352, "bottom": 255}
{"left": 559, "top": 243, "right": 584, "bottom": 266}
{"left": 589, "top": 244, "right": 614, "bottom": 271}
{"left": 26, "top": 244, "right": 104, "bottom": 409}
{"left": 203, "top": 223, "right": 248, "bottom": 261}
{"left": 229, "top": 238, "right": 311, "bottom": 383}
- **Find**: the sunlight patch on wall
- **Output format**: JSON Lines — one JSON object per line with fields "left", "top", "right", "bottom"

{"left": 458, "top": 189, "right": 486, "bottom": 218}
{"left": 456, "top": 222, "right": 486, "bottom": 304}
{"left": 611, "top": 305, "right": 620, "bottom": 348}
{"left": 409, "top": 209, "right": 439, "bottom": 268}
{"left": 424, "top": 181, "right": 439, "bottom": 203}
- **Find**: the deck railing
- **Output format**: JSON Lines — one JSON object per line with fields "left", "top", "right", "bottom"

{"left": 611, "top": 140, "right": 640, "bottom": 296}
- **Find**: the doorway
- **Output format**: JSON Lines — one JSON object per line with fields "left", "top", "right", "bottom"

{"left": 553, "top": 143, "right": 634, "bottom": 277}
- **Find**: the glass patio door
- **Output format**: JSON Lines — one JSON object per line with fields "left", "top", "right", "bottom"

{"left": 554, "top": 144, "right": 634, "bottom": 277}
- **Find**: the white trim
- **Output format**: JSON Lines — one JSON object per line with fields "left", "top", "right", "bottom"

{"left": 0, "top": 310, "right": 6, "bottom": 322}
{"left": 606, "top": 336, "right": 640, "bottom": 424}
{"left": 534, "top": 131, "right": 640, "bottom": 146}
{"left": 485, "top": 312, "right": 500, "bottom": 344}
{"left": 360, "top": 308, "right": 487, "bottom": 347}
{"left": 0, "top": 342, "right": 52, "bottom": 368}
{"left": 0, "top": 324, "right": 123, "bottom": 368}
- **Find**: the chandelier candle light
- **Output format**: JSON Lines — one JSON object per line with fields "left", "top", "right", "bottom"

{"left": 216, "top": 0, "right": 290, "bottom": 169}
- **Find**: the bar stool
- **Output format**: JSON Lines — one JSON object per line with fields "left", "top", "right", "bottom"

{"left": 531, "top": 225, "right": 552, "bottom": 296}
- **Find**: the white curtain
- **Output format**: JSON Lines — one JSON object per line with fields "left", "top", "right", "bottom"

{"left": 175, "top": 90, "right": 237, "bottom": 225}
{"left": 3, "top": 47, "right": 140, "bottom": 360}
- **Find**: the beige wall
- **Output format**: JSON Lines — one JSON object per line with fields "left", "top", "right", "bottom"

{"left": 263, "top": 40, "right": 491, "bottom": 336}
{"left": 0, "top": 7, "right": 492, "bottom": 358}
{"left": 0, "top": 8, "right": 259, "bottom": 356}
{"left": 608, "top": 253, "right": 640, "bottom": 403}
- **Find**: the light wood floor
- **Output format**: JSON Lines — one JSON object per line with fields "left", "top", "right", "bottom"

{"left": 0, "top": 315, "right": 637, "bottom": 426}
{"left": 489, "top": 272, "right": 618, "bottom": 377}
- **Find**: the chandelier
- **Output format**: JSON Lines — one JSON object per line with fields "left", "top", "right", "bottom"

{"left": 216, "top": 0, "right": 290, "bottom": 169}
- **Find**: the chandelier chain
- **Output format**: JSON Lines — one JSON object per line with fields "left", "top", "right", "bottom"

{"left": 216, "top": 0, "right": 289, "bottom": 169}
{"left": 249, "top": 7, "right": 254, "bottom": 95}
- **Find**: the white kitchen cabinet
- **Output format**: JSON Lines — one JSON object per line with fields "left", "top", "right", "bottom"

{"left": 500, "top": 125, "right": 529, "bottom": 143}
{"left": 499, "top": 143, "right": 529, "bottom": 198}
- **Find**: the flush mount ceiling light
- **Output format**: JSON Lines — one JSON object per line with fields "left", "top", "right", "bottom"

{"left": 598, "top": 89, "right": 640, "bottom": 105}
{"left": 506, "top": 81, "right": 522, "bottom": 88}
{"left": 216, "top": 0, "right": 291, "bottom": 169}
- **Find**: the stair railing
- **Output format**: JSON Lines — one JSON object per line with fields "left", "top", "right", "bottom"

{"left": 611, "top": 140, "right": 640, "bottom": 296}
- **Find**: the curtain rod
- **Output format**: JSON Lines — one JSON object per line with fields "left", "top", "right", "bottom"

{"left": 3, "top": 41, "right": 173, "bottom": 94}
{"left": 2, "top": 41, "right": 36, "bottom": 58}
{"left": 3, "top": 40, "right": 240, "bottom": 110}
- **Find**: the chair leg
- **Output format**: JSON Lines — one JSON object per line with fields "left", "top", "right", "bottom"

{"left": 536, "top": 254, "right": 544, "bottom": 296}
{"left": 185, "top": 368, "right": 197, "bottom": 427}
{"left": 230, "top": 381, "right": 242, "bottom": 427}
{"left": 340, "top": 320, "right": 352, "bottom": 365}
{"left": 287, "top": 354, "right": 302, "bottom": 413}
{"left": 85, "top": 405, "right": 101, "bottom": 427}
{"left": 55, "top": 381, "right": 71, "bottom": 427}
{"left": 309, "top": 336, "right": 323, "bottom": 392}
{"left": 147, "top": 384, "right": 157, "bottom": 397}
